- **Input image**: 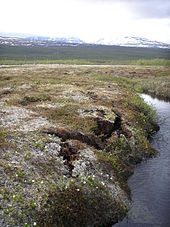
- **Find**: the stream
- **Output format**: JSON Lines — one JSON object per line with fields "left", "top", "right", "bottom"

{"left": 114, "top": 94, "right": 170, "bottom": 227}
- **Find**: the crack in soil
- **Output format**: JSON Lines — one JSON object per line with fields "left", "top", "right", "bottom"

{"left": 44, "top": 128, "right": 104, "bottom": 150}
{"left": 94, "top": 115, "right": 122, "bottom": 141}
{"left": 59, "top": 141, "right": 79, "bottom": 174}
{"left": 43, "top": 114, "right": 132, "bottom": 175}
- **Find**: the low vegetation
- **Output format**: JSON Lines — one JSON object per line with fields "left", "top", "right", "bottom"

{"left": 0, "top": 129, "right": 7, "bottom": 148}
{"left": 1, "top": 58, "right": 170, "bottom": 66}
{"left": 0, "top": 45, "right": 170, "bottom": 66}
{"left": 0, "top": 64, "right": 169, "bottom": 226}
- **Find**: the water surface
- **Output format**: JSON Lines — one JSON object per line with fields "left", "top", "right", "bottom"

{"left": 115, "top": 94, "right": 170, "bottom": 227}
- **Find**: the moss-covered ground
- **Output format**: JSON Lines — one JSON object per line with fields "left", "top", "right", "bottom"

{"left": 0, "top": 64, "right": 168, "bottom": 226}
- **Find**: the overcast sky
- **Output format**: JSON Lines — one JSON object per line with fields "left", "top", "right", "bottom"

{"left": 0, "top": 0, "right": 170, "bottom": 42}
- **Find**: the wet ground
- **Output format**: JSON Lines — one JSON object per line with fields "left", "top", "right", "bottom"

{"left": 115, "top": 94, "right": 170, "bottom": 226}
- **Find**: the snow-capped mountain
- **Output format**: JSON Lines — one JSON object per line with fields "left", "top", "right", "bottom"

{"left": 26, "top": 36, "right": 84, "bottom": 44}
{"left": 94, "top": 36, "right": 170, "bottom": 49}
{"left": 0, "top": 34, "right": 84, "bottom": 47}
{"left": 0, "top": 33, "right": 170, "bottom": 49}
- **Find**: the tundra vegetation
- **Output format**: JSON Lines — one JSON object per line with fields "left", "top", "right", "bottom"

{"left": 0, "top": 45, "right": 170, "bottom": 66}
{"left": 0, "top": 64, "right": 169, "bottom": 226}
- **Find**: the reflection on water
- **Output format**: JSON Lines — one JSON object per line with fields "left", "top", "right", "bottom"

{"left": 114, "top": 94, "right": 170, "bottom": 227}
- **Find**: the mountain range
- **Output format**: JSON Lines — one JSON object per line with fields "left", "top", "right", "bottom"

{"left": 0, "top": 33, "right": 170, "bottom": 49}
{"left": 94, "top": 37, "right": 170, "bottom": 49}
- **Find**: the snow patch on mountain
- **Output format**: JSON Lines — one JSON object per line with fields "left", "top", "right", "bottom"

{"left": 0, "top": 33, "right": 170, "bottom": 49}
{"left": 94, "top": 36, "right": 170, "bottom": 49}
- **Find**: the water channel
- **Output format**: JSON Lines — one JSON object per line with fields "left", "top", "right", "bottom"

{"left": 115, "top": 94, "right": 170, "bottom": 227}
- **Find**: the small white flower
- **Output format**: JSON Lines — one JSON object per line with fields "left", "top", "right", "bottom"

{"left": 110, "top": 177, "right": 113, "bottom": 180}
{"left": 32, "top": 179, "right": 35, "bottom": 183}
{"left": 83, "top": 181, "right": 86, "bottom": 184}
{"left": 13, "top": 195, "right": 15, "bottom": 198}
{"left": 16, "top": 174, "right": 18, "bottom": 177}
{"left": 77, "top": 188, "right": 80, "bottom": 192}
{"left": 33, "top": 222, "right": 36, "bottom": 226}
{"left": 96, "top": 186, "right": 98, "bottom": 189}
{"left": 41, "top": 181, "right": 43, "bottom": 184}
{"left": 101, "top": 182, "right": 105, "bottom": 186}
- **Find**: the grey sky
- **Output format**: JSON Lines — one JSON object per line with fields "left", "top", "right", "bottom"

{"left": 78, "top": 0, "right": 170, "bottom": 18}
{"left": 123, "top": 0, "right": 170, "bottom": 19}
{"left": 0, "top": 0, "right": 169, "bottom": 42}
{"left": 81, "top": 0, "right": 170, "bottom": 18}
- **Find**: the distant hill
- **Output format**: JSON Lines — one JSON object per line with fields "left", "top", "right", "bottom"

{"left": 0, "top": 35, "right": 85, "bottom": 47}
{"left": 95, "top": 36, "right": 170, "bottom": 49}
{"left": 0, "top": 33, "right": 170, "bottom": 49}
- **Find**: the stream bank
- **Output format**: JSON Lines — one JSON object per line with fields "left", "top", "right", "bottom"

{"left": 115, "top": 94, "right": 170, "bottom": 226}
{"left": 0, "top": 65, "right": 161, "bottom": 226}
